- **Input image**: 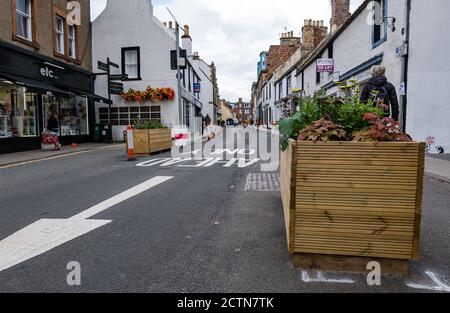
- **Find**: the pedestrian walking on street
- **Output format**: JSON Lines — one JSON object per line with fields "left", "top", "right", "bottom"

{"left": 360, "top": 65, "right": 400, "bottom": 121}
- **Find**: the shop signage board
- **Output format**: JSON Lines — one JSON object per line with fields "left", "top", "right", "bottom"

{"left": 317, "top": 58, "right": 334, "bottom": 73}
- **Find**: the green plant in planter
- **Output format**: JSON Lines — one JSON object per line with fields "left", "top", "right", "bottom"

{"left": 133, "top": 119, "right": 168, "bottom": 130}
{"left": 279, "top": 81, "right": 406, "bottom": 150}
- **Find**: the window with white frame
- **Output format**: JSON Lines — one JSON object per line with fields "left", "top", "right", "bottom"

{"left": 122, "top": 47, "right": 140, "bottom": 80}
{"left": 68, "top": 25, "right": 76, "bottom": 59}
{"left": 55, "top": 16, "right": 65, "bottom": 54}
{"left": 286, "top": 76, "right": 292, "bottom": 95}
{"left": 372, "top": 0, "right": 387, "bottom": 47}
{"left": 16, "top": 0, "right": 32, "bottom": 41}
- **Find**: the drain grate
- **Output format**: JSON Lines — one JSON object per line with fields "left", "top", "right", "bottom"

{"left": 245, "top": 173, "right": 280, "bottom": 192}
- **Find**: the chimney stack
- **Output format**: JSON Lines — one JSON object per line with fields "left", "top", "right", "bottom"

{"left": 301, "top": 19, "right": 328, "bottom": 56}
{"left": 330, "top": 0, "right": 351, "bottom": 33}
{"left": 280, "top": 30, "right": 301, "bottom": 46}
{"left": 192, "top": 51, "right": 200, "bottom": 60}
{"left": 182, "top": 24, "right": 192, "bottom": 56}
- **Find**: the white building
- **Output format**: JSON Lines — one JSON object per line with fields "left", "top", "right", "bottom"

{"left": 294, "top": 0, "right": 450, "bottom": 153}
{"left": 92, "top": 0, "right": 216, "bottom": 141}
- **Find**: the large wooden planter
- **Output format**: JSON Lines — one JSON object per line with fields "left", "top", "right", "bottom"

{"left": 280, "top": 140, "right": 426, "bottom": 273}
{"left": 127, "top": 128, "right": 172, "bottom": 155}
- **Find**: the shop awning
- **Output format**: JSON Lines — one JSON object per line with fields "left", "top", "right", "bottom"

{"left": 0, "top": 73, "right": 72, "bottom": 97}
{"left": 69, "top": 88, "right": 112, "bottom": 105}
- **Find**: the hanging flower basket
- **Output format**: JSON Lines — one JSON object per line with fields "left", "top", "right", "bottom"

{"left": 121, "top": 86, "right": 175, "bottom": 103}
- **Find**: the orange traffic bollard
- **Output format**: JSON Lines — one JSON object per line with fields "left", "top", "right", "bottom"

{"left": 127, "top": 125, "right": 137, "bottom": 161}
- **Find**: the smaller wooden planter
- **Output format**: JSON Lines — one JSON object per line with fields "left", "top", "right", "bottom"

{"left": 280, "top": 140, "right": 426, "bottom": 274}
{"left": 127, "top": 128, "right": 172, "bottom": 155}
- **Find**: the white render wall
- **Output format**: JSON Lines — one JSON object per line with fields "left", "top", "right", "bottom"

{"left": 302, "top": 0, "right": 407, "bottom": 99}
{"left": 92, "top": 0, "right": 215, "bottom": 141}
{"left": 406, "top": 0, "right": 450, "bottom": 153}
{"left": 92, "top": 0, "right": 179, "bottom": 141}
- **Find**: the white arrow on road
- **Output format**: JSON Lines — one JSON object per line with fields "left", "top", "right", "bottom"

{"left": 0, "top": 176, "right": 173, "bottom": 273}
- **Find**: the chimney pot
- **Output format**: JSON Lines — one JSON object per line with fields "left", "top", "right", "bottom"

{"left": 168, "top": 21, "right": 173, "bottom": 29}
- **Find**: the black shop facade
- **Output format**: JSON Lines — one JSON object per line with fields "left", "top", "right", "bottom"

{"left": 0, "top": 41, "right": 108, "bottom": 154}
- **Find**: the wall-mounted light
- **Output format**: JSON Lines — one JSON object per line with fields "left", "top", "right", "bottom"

{"left": 383, "top": 17, "right": 396, "bottom": 32}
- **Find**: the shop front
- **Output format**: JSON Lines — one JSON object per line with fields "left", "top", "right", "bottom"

{"left": 0, "top": 41, "right": 108, "bottom": 154}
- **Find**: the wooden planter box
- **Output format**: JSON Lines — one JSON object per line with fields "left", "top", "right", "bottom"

{"left": 280, "top": 140, "right": 426, "bottom": 274}
{"left": 127, "top": 128, "right": 172, "bottom": 155}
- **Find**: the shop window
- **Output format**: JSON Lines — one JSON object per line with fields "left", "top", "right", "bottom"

{"left": 43, "top": 95, "right": 88, "bottom": 136}
{"left": 55, "top": 16, "right": 65, "bottom": 55}
{"left": 0, "top": 82, "right": 37, "bottom": 138}
{"left": 98, "top": 106, "right": 161, "bottom": 126}
{"left": 122, "top": 47, "right": 141, "bottom": 80}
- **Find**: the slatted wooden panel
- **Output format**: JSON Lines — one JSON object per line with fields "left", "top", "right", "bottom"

{"left": 280, "top": 139, "right": 297, "bottom": 252}
{"left": 133, "top": 130, "right": 150, "bottom": 154}
{"left": 294, "top": 141, "right": 425, "bottom": 260}
{"left": 149, "top": 129, "right": 172, "bottom": 153}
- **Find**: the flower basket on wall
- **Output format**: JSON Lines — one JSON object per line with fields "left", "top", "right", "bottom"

{"left": 121, "top": 86, "right": 175, "bottom": 104}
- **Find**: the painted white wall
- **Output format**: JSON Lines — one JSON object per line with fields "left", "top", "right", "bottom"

{"left": 406, "top": 0, "right": 450, "bottom": 152}
{"left": 92, "top": 0, "right": 216, "bottom": 141}
{"left": 92, "top": 0, "right": 179, "bottom": 141}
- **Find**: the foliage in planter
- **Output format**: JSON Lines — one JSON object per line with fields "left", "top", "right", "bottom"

{"left": 133, "top": 119, "right": 168, "bottom": 130}
{"left": 279, "top": 83, "right": 410, "bottom": 150}
{"left": 298, "top": 118, "right": 347, "bottom": 143}
{"left": 352, "top": 113, "right": 412, "bottom": 142}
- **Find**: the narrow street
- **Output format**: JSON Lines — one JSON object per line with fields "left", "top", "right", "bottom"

{"left": 0, "top": 127, "right": 448, "bottom": 293}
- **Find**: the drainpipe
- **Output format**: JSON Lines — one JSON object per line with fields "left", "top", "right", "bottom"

{"left": 401, "top": 0, "right": 412, "bottom": 133}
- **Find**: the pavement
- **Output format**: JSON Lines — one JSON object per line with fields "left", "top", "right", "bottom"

{"left": 425, "top": 156, "right": 450, "bottom": 184}
{"left": 0, "top": 143, "right": 124, "bottom": 168}
{"left": 0, "top": 128, "right": 448, "bottom": 292}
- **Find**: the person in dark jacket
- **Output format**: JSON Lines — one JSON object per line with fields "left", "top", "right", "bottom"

{"left": 360, "top": 66, "right": 399, "bottom": 121}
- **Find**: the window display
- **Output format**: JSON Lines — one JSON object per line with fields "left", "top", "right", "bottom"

{"left": 0, "top": 82, "right": 37, "bottom": 138}
{"left": 43, "top": 95, "right": 89, "bottom": 136}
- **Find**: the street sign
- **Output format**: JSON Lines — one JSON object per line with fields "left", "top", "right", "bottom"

{"left": 171, "top": 49, "right": 187, "bottom": 70}
{"left": 396, "top": 43, "right": 408, "bottom": 57}
{"left": 193, "top": 82, "right": 201, "bottom": 93}
{"left": 317, "top": 59, "right": 334, "bottom": 73}
{"left": 110, "top": 74, "right": 128, "bottom": 81}
{"left": 109, "top": 61, "right": 120, "bottom": 69}
{"left": 97, "top": 61, "right": 108, "bottom": 71}
{"left": 110, "top": 81, "right": 124, "bottom": 95}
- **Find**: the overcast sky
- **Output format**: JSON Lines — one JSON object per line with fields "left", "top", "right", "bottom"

{"left": 91, "top": 0, "right": 364, "bottom": 102}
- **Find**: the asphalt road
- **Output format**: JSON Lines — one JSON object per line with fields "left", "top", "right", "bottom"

{"left": 0, "top": 128, "right": 449, "bottom": 293}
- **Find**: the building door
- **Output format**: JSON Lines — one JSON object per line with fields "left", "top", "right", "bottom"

{"left": 42, "top": 95, "right": 60, "bottom": 134}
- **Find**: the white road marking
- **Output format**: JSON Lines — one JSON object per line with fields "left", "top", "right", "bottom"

{"left": 70, "top": 176, "right": 173, "bottom": 221}
{"left": 407, "top": 271, "right": 450, "bottom": 292}
{"left": 136, "top": 158, "right": 260, "bottom": 168}
{"left": 0, "top": 176, "right": 173, "bottom": 273}
{"left": 301, "top": 271, "right": 355, "bottom": 284}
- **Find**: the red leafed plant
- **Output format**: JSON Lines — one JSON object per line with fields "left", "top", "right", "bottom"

{"left": 298, "top": 118, "right": 347, "bottom": 143}
{"left": 352, "top": 113, "right": 412, "bottom": 142}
